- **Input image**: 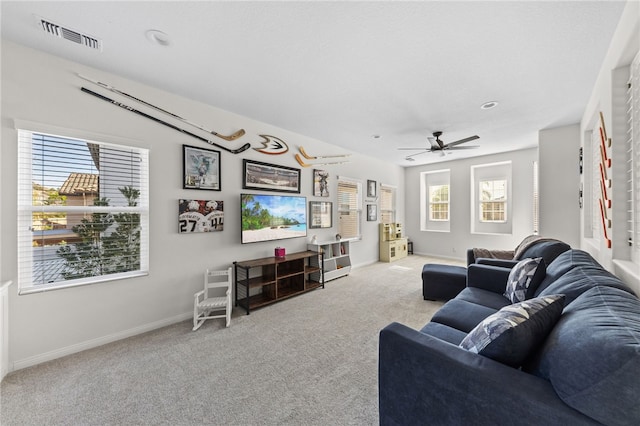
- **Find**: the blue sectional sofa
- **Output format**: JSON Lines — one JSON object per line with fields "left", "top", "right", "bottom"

{"left": 379, "top": 249, "right": 640, "bottom": 425}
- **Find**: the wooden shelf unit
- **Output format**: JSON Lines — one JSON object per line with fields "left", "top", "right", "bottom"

{"left": 234, "top": 250, "right": 323, "bottom": 314}
{"left": 308, "top": 240, "right": 351, "bottom": 282}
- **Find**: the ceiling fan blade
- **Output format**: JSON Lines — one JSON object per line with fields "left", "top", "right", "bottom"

{"left": 403, "top": 150, "right": 430, "bottom": 159}
{"left": 444, "top": 135, "right": 480, "bottom": 148}
{"left": 445, "top": 145, "right": 480, "bottom": 150}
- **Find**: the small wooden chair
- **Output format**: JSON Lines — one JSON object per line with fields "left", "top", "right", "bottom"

{"left": 193, "top": 267, "right": 232, "bottom": 330}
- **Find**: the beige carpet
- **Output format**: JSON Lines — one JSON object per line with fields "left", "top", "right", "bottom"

{"left": 0, "top": 255, "right": 462, "bottom": 425}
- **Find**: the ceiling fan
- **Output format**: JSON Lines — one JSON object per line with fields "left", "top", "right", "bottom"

{"left": 399, "top": 131, "right": 480, "bottom": 160}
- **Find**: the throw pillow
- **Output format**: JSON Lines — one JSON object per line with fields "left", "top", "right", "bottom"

{"left": 504, "top": 257, "right": 546, "bottom": 303}
{"left": 459, "top": 294, "right": 565, "bottom": 367}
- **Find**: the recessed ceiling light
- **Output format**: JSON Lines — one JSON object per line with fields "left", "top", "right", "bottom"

{"left": 146, "top": 29, "right": 171, "bottom": 46}
{"left": 373, "top": 135, "right": 381, "bottom": 139}
{"left": 481, "top": 101, "right": 498, "bottom": 110}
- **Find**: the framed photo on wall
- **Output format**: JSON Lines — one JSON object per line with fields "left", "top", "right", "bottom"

{"left": 367, "top": 204, "right": 377, "bottom": 221}
{"left": 243, "top": 159, "right": 301, "bottom": 193}
{"left": 313, "top": 169, "right": 330, "bottom": 197}
{"left": 178, "top": 199, "right": 224, "bottom": 233}
{"left": 309, "top": 201, "right": 332, "bottom": 229}
{"left": 183, "top": 145, "right": 221, "bottom": 190}
{"left": 367, "top": 180, "right": 377, "bottom": 198}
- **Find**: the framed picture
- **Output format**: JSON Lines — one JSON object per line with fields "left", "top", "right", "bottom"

{"left": 178, "top": 199, "right": 224, "bottom": 233}
{"left": 243, "top": 159, "right": 301, "bottom": 193}
{"left": 367, "top": 204, "right": 377, "bottom": 221}
{"left": 367, "top": 180, "right": 377, "bottom": 198}
{"left": 183, "top": 144, "right": 221, "bottom": 190}
{"left": 309, "top": 201, "right": 332, "bottom": 229}
{"left": 313, "top": 169, "right": 330, "bottom": 197}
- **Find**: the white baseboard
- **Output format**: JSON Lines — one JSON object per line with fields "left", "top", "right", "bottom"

{"left": 11, "top": 312, "right": 191, "bottom": 373}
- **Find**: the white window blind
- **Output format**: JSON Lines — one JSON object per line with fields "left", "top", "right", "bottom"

{"left": 629, "top": 51, "right": 640, "bottom": 259}
{"left": 379, "top": 184, "right": 396, "bottom": 224}
{"left": 17, "top": 130, "right": 149, "bottom": 294}
{"left": 337, "top": 177, "right": 362, "bottom": 239}
{"left": 533, "top": 161, "right": 539, "bottom": 234}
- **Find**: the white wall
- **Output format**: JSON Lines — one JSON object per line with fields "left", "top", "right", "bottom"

{"left": 404, "top": 147, "right": 538, "bottom": 261}
{"left": 0, "top": 41, "right": 404, "bottom": 371}
{"left": 579, "top": 0, "right": 639, "bottom": 294}
{"left": 538, "top": 125, "right": 581, "bottom": 247}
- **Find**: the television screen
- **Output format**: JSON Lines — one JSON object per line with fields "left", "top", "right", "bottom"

{"left": 241, "top": 193, "right": 307, "bottom": 244}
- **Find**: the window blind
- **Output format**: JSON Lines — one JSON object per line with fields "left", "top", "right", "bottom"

{"left": 17, "top": 130, "right": 149, "bottom": 294}
{"left": 337, "top": 178, "right": 361, "bottom": 239}
{"left": 629, "top": 51, "right": 640, "bottom": 257}
{"left": 379, "top": 184, "right": 395, "bottom": 224}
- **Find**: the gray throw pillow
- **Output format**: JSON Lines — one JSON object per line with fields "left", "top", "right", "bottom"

{"left": 504, "top": 257, "right": 546, "bottom": 303}
{"left": 459, "top": 294, "right": 565, "bottom": 367}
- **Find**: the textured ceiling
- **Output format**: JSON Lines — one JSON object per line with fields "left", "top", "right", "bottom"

{"left": 0, "top": 1, "right": 628, "bottom": 166}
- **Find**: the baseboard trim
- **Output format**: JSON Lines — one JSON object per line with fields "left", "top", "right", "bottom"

{"left": 11, "top": 312, "right": 191, "bottom": 372}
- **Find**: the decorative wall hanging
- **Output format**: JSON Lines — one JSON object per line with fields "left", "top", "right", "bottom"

{"left": 183, "top": 145, "right": 221, "bottom": 190}
{"left": 242, "top": 159, "right": 301, "bottom": 193}
{"left": 294, "top": 147, "right": 351, "bottom": 167}
{"left": 367, "top": 204, "right": 377, "bottom": 221}
{"left": 81, "top": 87, "right": 251, "bottom": 154}
{"left": 309, "top": 201, "right": 332, "bottom": 229}
{"left": 597, "top": 111, "right": 612, "bottom": 249}
{"left": 79, "top": 74, "right": 245, "bottom": 141}
{"left": 313, "top": 169, "right": 330, "bottom": 197}
{"left": 178, "top": 199, "right": 224, "bottom": 233}
{"left": 253, "top": 135, "right": 289, "bottom": 155}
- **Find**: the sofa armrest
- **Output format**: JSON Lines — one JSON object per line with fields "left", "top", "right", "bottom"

{"left": 466, "top": 264, "right": 512, "bottom": 294}
{"left": 475, "top": 258, "right": 519, "bottom": 269}
{"left": 379, "top": 322, "right": 600, "bottom": 426}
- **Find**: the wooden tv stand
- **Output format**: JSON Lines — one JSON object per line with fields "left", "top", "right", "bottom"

{"left": 234, "top": 250, "right": 324, "bottom": 314}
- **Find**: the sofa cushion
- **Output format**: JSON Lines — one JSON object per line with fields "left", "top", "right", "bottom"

{"left": 517, "top": 240, "right": 570, "bottom": 265}
{"left": 430, "top": 299, "right": 499, "bottom": 333}
{"left": 525, "top": 286, "right": 640, "bottom": 426}
{"left": 456, "top": 287, "right": 512, "bottom": 310}
{"left": 535, "top": 249, "right": 601, "bottom": 295}
{"left": 459, "top": 295, "right": 565, "bottom": 367}
{"left": 536, "top": 265, "right": 634, "bottom": 306}
{"left": 504, "top": 257, "right": 546, "bottom": 303}
{"left": 420, "top": 321, "right": 468, "bottom": 345}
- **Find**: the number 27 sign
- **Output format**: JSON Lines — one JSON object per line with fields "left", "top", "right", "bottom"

{"left": 178, "top": 199, "right": 224, "bottom": 233}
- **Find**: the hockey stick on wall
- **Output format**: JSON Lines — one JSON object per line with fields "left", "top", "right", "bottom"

{"left": 299, "top": 146, "right": 351, "bottom": 160}
{"left": 81, "top": 87, "right": 251, "bottom": 154}
{"left": 294, "top": 153, "right": 349, "bottom": 168}
{"left": 78, "top": 74, "right": 245, "bottom": 141}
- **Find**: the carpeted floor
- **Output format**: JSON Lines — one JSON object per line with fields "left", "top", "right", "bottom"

{"left": 0, "top": 255, "right": 463, "bottom": 425}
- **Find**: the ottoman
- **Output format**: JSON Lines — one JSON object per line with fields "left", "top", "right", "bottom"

{"left": 422, "top": 264, "right": 467, "bottom": 301}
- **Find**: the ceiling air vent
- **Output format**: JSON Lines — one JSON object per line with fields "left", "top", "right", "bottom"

{"left": 38, "top": 17, "right": 102, "bottom": 51}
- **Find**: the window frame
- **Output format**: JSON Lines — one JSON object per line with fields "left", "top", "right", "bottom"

{"left": 16, "top": 122, "right": 149, "bottom": 295}
{"left": 379, "top": 184, "right": 396, "bottom": 224}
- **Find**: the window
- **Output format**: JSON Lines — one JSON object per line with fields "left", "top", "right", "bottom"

{"left": 479, "top": 179, "right": 507, "bottom": 222}
{"left": 429, "top": 185, "right": 449, "bottom": 221}
{"left": 420, "top": 169, "right": 450, "bottom": 232}
{"left": 337, "top": 177, "right": 362, "bottom": 240}
{"left": 17, "top": 129, "right": 149, "bottom": 294}
{"left": 379, "top": 184, "right": 396, "bottom": 224}
{"left": 471, "top": 161, "right": 512, "bottom": 235}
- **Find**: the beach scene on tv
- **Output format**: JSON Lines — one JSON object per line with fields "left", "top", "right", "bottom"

{"left": 241, "top": 194, "right": 307, "bottom": 244}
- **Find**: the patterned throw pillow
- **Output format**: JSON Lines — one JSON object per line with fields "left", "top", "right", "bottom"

{"left": 459, "top": 294, "right": 565, "bottom": 367}
{"left": 504, "top": 257, "right": 546, "bottom": 303}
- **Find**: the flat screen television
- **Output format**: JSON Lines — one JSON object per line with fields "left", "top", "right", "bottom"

{"left": 241, "top": 193, "right": 307, "bottom": 244}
